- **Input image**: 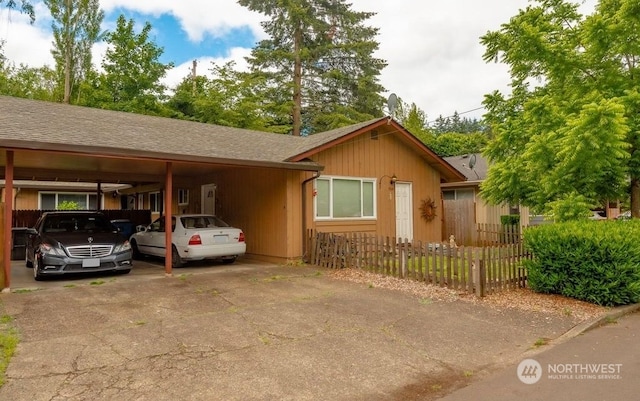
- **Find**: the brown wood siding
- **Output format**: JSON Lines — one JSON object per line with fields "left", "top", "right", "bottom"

{"left": 11, "top": 188, "right": 120, "bottom": 210}
{"left": 212, "top": 167, "right": 292, "bottom": 260}
{"left": 308, "top": 127, "right": 443, "bottom": 242}
{"left": 0, "top": 203, "right": 4, "bottom": 287}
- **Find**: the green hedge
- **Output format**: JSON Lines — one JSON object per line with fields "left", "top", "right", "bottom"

{"left": 523, "top": 220, "right": 640, "bottom": 306}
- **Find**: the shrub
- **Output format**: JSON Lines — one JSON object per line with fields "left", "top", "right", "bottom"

{"left": 500, "top": 214, "right": 520, "bottom": 226}
{"left": 57, "top": 201, "right": 80, "bottom": 210}
{"left": 524, "top": 219, "right": 640, "bottom": 306}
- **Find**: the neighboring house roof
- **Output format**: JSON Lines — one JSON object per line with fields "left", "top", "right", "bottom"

{"left": 443, "top": 153, "right": 488, "bottom": 184}
{"left": 0, "top": 95, "right": 464, "bottom": 182}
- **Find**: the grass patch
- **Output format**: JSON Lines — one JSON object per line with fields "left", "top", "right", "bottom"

{"left": 227, "top": 306, "right": 241, "bottom": 313}
{"left": 12, "top": 288, "right": 40, "bottom": 294}
{"left": 265, "top": 275, "right": 288, "bottom": 282}
{"left": 533, "top": 337, "right": 550, "bottom": 348}
{"left": 90, "top": 280, "right": 105, "bottom": 286}
{"left": 259, "top": 335, "right": 271, "bottom": 345}
{"left": 0, "top": 304, "right": 18, "bottom": 388}
{"left": 604, "top": 316, "right": 618, "bottom": 325}
{"left": 63, "top": 284, "right": 76, "bottom": 288}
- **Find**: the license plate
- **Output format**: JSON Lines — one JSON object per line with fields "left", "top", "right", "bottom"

{"left": 82, "top": 258, "right": 100, "bottom": 268}
{"left": 213, "top": 235, "right": 228, "bottom": 244}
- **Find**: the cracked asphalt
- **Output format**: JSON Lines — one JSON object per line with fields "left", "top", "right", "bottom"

{"left": 0, "top": 260, "right": 581, "bottom": 400}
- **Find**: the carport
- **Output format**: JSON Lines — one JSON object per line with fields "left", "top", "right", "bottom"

{"left": 0, "top": 95, "right": 322, "bottom": 291}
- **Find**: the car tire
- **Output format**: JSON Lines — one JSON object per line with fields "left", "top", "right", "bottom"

{"left": 222, "top": 256, "right": 237, "bottom": 265}
{"left": 33, "top": 256, "right": 44, "bottom": 281}
{"left": 130, "top": 239, "right": 142, "bottom": 260}
{"left": 172, "top": 245, "right": 184, "bottom": 268}
{"left": 25, "top": 250, "right": 33, "bottom": 268}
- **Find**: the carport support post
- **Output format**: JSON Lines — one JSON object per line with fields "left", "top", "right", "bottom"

{"left": 2, "top": 151, "right": 14, "bottom": 291}
{"left": 164, "top": 162, "right": 173, "bottom": 277}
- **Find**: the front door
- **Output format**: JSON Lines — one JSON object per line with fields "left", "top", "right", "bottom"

{"left": 395, "top": 182, "right": 413, "bottom": 241}
{"left": 201, "top": 184, "right": 216, "bottom": 215}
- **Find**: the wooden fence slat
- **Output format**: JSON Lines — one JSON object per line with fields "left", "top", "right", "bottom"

{"left": 306, "top": 230, "right": 528, "bottom": 296}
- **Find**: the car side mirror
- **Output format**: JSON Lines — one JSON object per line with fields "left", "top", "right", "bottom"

{"left": 26, "top": 228, "right": 38, "bottom": 236}
{"left": 136, "top": 225, "right": 147, "bottom": 233}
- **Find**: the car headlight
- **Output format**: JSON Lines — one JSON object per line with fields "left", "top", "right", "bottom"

{"left": 39, "top": 243, "right": 66, "bottom": 257}
{"left": 114, "top": 241, "right": 132, "bottom": 253}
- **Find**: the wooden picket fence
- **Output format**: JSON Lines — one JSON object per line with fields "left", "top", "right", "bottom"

{"left": 307, "top": 230, "right": 530, "bottom": 297}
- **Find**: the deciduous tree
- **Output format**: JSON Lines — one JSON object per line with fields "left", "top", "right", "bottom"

{"left": 45, "top": 0, "right": 104, "bottom": 104}
{"left": 93, "top": 15, "right": 173, "bottom": 114}
{"left": 480, "top": 0, "right": 639, "bottom": 218}
{"left": 0, "top": 0, "right": 35, "bottom": 23}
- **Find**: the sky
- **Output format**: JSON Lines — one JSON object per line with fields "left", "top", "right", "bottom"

{"left": 0, "top": 0, "right": 598, "bottom": 122}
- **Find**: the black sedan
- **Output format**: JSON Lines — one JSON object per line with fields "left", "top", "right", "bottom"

{"left": 26, "top": 211, "right": 133, "bottom": 280}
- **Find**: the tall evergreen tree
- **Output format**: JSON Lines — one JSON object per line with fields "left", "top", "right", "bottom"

{"left": 45, "top": 0, "right": 104, "bottom": 104}
{"left": 238, "top": 0, "right": 386, "bottom": 135}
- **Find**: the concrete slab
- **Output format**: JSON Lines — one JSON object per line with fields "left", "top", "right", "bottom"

{"left": 0, "top": 261, "right": 584, "bottom": 401}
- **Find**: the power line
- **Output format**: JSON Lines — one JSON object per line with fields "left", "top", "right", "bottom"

{"left": 426, "top": 106, "right": 485, "bottom": 125}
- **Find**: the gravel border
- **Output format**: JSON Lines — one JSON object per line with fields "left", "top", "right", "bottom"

{"left": 328, "top": 268, "right": 608, "bottom": 323}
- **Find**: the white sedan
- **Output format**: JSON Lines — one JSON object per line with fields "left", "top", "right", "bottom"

{"left": 130, "top": 214, "right": 246, "bottom": 267}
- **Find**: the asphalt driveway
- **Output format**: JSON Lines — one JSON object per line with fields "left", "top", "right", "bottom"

{"left": 1, "top": 259, "right": 583, "bottom": 401}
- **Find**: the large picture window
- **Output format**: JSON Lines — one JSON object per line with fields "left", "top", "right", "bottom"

{"left": 315, "top": 177, "right": 376, "bottom": 219}
{"left": 39, "top": 192, "right": 100, "bottom": 210}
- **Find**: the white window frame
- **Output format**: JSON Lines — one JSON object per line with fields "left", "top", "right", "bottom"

{"left": 38, "top": 192, "right": 103, "bottom": 210}
{"left": 314, "top": 176, "right": 377, "bottom": 220}
{"left": 178, "top": 189, "right": 189, "bottom": 206}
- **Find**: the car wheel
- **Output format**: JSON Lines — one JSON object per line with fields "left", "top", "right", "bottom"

{"left": 171, "top": 245, "right": 184, "bottom": 268}
{"left": 222, "top": 256, "right": 237, "bottom": 265}
{"left": 25, "top": 250, "right": 33, "bottom": 268}
{"left": 130, "top": 239, "right": 142, "bottom": 260}
{"left": 33, "top": 256, "right": 44, "bottom": 281}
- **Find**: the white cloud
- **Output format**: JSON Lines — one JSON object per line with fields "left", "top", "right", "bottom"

{"left": 165, "top": 46, "right": 251, "bottom": 87}
{"left": 99, "top": 0, "right": 264, "bottom": 41}
{"left": 0, "top": 0, "right": 598, "bottom": 121}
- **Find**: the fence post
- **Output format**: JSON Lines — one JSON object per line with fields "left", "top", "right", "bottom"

{"left": 400, "top": 238, "right": 407, "bottom": 278}
{"left": 473, "top": 251, "right": 485, "bottom": 297}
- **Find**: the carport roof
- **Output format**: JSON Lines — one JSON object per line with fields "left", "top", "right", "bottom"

{"left": 0, "top": 95, "right": 464, "bottom": 183}
{"left": 0, "top": 95, "right": 318, "bottom": 171}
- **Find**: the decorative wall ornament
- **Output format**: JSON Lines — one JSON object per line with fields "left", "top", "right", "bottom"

{"left": 419, "top": 197, "right": 437, "bottom": 222}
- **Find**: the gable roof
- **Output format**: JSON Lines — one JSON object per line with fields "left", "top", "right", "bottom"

{"left": 286, "top": 118, "right": 465, "bottom": 182}
{"left": 0, "top": 95, "right": 464, "bottom": 182}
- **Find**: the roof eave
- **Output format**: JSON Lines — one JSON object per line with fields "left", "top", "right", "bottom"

{"left": 1, "top": 141, "right": 323, "bottom": 172}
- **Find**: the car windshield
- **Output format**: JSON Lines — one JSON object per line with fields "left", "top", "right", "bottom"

{"left": 181, "top": 216, "right": 229, "bottom": 229}
{"left": 43, "top": 215, "right": 115, "bottom": 234}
